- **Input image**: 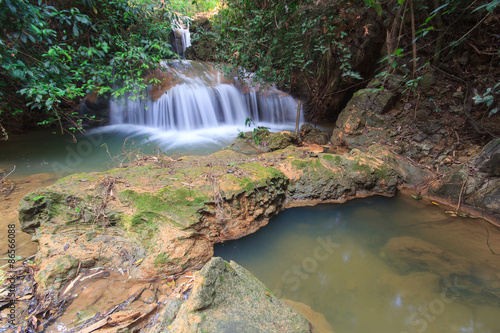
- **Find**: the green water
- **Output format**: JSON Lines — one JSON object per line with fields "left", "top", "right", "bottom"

{"left": 0, "top": 125, "right": 238, "bottom": 177}
{"left": 215, "top": 194, "right": 500, "bottom": 333}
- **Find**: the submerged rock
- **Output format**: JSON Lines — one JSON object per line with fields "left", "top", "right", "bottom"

{"left": 167, "top": 257, "right": 312, "bottom": 332}
{"left": 382, "top": 236, "right": 472, "bottom": 278}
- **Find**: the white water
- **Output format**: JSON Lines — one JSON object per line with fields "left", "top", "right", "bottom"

{"left": 109, "top": 61, "right": 302, "bottom": 147}
{"left": 172, "top": 19, "right": 191, "bottom": 57}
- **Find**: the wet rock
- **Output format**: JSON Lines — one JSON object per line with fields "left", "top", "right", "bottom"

{"left": 425, "top": 138, "right": 500, "bottom": 224}
{"left": 18, "top": 192, "right": 64, "bottom": 234}
{"left": 36, "top": 255, "right": 79, "bottom": 291}
{"left": 299, "top": 123, "right": 330, "bottom": 145}
{"left": 168, "top": 257, "right": 311, "bottom": 333}
{"left": 452, "top": 275, "right": 500, "bottom": 307}
{"left": 18, "top": 145, "right": 421, "bottom": 295}
{"left": 382, "top": 236, "right": 472, "bottom": 278}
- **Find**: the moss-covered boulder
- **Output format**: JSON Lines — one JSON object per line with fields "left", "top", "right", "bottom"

{"left": 167, "top": 257, "right": 312, "bottom": 333}
{"left": 19, "top": 144, "right": 423, "bottom": 293}
{"left": 299, "top": 123, "right": 330, "bottom": 145}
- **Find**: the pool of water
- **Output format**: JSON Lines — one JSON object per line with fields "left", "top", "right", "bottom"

{"left": 0, "top": 123, "right": 294, "bottom": 177}
{"left": 215, "top": 193, "right": 500, "bottom": 333}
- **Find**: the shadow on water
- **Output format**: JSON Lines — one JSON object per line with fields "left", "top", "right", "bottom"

{"left": 215, "top": 193, "right": 500, "bottom": 333}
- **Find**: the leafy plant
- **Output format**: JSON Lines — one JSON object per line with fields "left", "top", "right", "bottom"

{"left": 0, "top": 0, "right": 177, "bottom": 134}
{"left": 243, "top": 117, "right": 269, "bottom": 145}
{"left": 473, "top": 82, "right": 500, "bottom": 117}
{"left": 252, "top": 126, "right": 270, "bottom": 146}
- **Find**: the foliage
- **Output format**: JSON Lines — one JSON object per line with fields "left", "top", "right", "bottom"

{"left": 170, "top": 0, "right": 219, "bottom": 16}
{"left": 473, "top": 82, "right": 500, "bottom": 117}
{"left": 372, "top": 0, "right": 499, "bottom": 115}
{"left": 245, "top": 117, "right": 269, "bottom": 145}
{"left": 0, "top": 0, "right": 177, "bottom": 133}
{"left": 213, "top": 0, "right": 362, "bottom": 93}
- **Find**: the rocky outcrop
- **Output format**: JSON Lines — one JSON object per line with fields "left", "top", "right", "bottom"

{"left": 330, "top": 78, "right": 400, "bottom": 149}
{"left": 424, "top": 138, "right": 500, "bottom": 224}
{"left": 330, "top": 76, "right": 499, "bottom": 225}
{"left": 163, "top": 257, "right": 312, "bottom": 333}
{"left": 19, "top": 144, "right": 422, "bottom": 293}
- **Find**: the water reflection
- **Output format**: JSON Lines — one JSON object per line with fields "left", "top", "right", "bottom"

{"left": 215, "top": 194, "right": 500, "bottom": 333}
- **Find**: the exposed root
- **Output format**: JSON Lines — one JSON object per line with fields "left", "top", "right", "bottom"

{"left": 205, "top": 173, "right": 225, "bottom": 220}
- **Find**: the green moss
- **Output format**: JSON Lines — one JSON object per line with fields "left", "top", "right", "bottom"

{"left": 373, "top": 166, "right": 389, "bottom": 179}
{"left": 154, "top": 252, "right": 170, "bottom": 267}
{"left": 351, "top": 162, "right": 372, "bottom": 174}
{"left": 292, "top": 158, "right": 324, "bottom": 171}
{"left": 322, "top": 154, "right": 343, "bottom": 166}
{"left": 237, "top": 177, "right": 255, "bottom": 193}
{"left": 119, "top": 190, "right": 167, "bottom": 211}
{"left": 131, "top": 211, "right": 160, "bottom": 226}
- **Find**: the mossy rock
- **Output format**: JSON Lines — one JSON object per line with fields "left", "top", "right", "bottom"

{"left": 299, "top": 123, "right": 329, "bottom": 145}
{"left": 262, "top": 131, "right": 301, "bottom": 151}
{"left": 169, "top": 257, "right": 312, "bottom": 333}
{"left": 18, "top": 191, "right": 66, "bottom": 234}
{"left": 36, "top": 255, "right": 79, "bottom": 291}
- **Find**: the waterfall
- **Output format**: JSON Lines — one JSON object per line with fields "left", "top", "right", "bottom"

{"left": 109, "top": 61, "right": 301, "bottom": 132}
{"left": 172, "top": 20, "right": 191, "bottom": 57}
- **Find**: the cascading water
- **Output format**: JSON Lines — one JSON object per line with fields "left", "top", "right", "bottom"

{"left": 109, "top": 61, "right": 302, "bottom": 132}
{"left": 171, "top": 20, "right": 191, "bottom": 58}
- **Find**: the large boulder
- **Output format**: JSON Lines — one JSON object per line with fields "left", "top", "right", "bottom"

{"left": 330, "top": 80, "right": 399, "bottom": 148}
{"left": 167, "top": 257, "right": 312, "bottom": 332}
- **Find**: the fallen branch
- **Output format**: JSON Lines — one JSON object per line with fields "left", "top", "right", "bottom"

{"left": 455, "top": 164, "right": 469, "bottom": 213}
{"left": 0, "top": 165, "right": 15, "bottom": 182}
